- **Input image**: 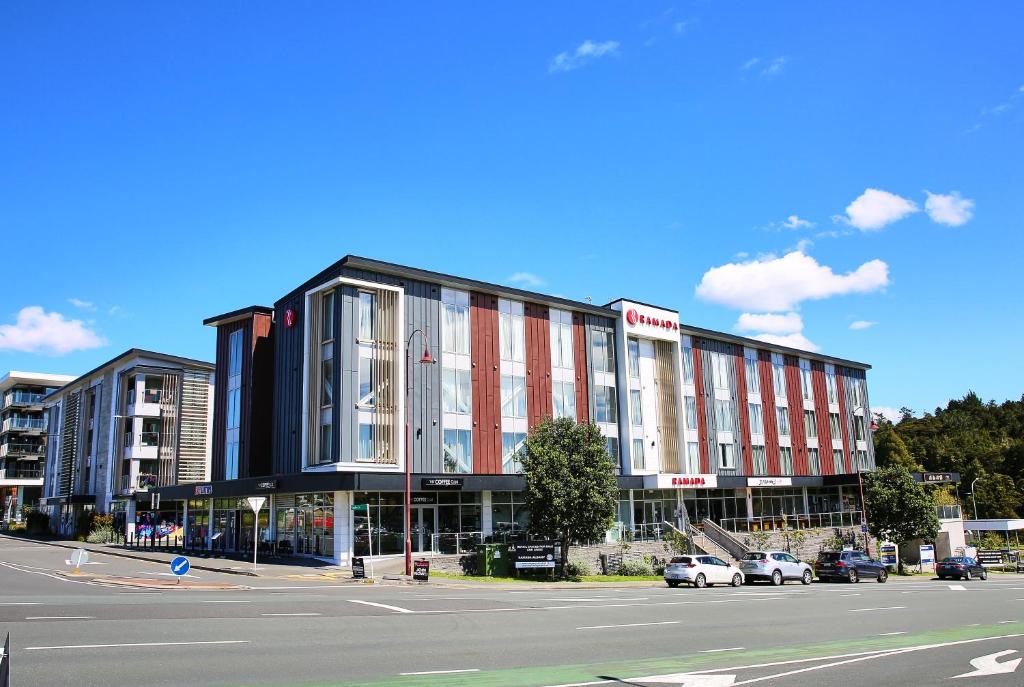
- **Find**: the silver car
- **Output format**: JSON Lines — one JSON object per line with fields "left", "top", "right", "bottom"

{"left": 739, "top": 550, "right": 813, "bottom": 585}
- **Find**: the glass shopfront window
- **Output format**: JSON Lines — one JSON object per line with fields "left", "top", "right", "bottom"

{"left": 490, "top": 491, "right": 529, "bottom": 538}
{"left": 353, "top": 492, "right": 404, "bottom": 557}
{"left": 274, "top": 492, "right": 335, "bottom": 558}
{"left": 679, "top": 489, "right": 747, "bottom": 525}
{"left": 806, "top": 487, "right": 842, "bottom": 514}
{"left": 750, "top": 488, "right": 804, "bottom": 519}
{"left": 186, "top": 498, "right": 209, "bottom": 548}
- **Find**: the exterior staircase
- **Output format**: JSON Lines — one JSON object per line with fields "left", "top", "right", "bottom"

{"left": 697, "top": 518, "right": 748, "bottom": 564}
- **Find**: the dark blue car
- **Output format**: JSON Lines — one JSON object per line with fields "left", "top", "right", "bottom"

{"left": 815, "top": 550, "right": 889, "bottom": 583}
{"left": 936, "top": 556, "right": 988, "bottom": 581}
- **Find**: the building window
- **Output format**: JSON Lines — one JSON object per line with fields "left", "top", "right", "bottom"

{"left": 358, "top": 291, "right": 375, "bottom": 341}
{"left": 225, "top": 329, "right": 243, "bottom": 480}
{"left": 719, "top": 442, "right": 736, "bottom": 470}
{"left": 685, "top": 396, "right": 698, "bottom": 430}
{"left": 606, "top": 436, "right": 619, "bottom": 464}
{"left": 772, "top": 361, "right": 785, "bottom": 396}
{"left": 500, "top": 375, "right": 527, "bottom": 418}
{"left": 630, "top": 389, "right": 643, "bottom": 426}
{"left": 549, "top": 309, "right": 574, "bottom": 371}
{"left": 358, "top": 423, "right": 374, "bottom": 461}
{"left": 808, "top": 448, "right": 820, "bottom": 475}
{"left": 592, "top": 330, "right": 615, "bottom": 373}
{"left": 749, "top": 402, "right": 764, "bottom": 435}
{"left": 745, "top": 357, "right": 760, "bottom": 394}
{"left": 854, "top": 415, "right": 866, "bottom": 441}
{"left": 442, "top": 288, "right": 470, "bottom": 355}
{"left": 851, "top": 378, "right": 866, "bottom": 408}
{"left": 502, "top": 432, "right": 526, "bottom": 474}
{"left": 710, "top": 351, "right": 730, "bottom": 391}
{"left": 686, "top": 441, "right": 700, "bottom": 472}
{"left": 804, "top": 410, "right": 817, "bottom": 438}
{"left": 780, "top": 446, "right": 793, "bottom": 474}
{"left": 322, "top": 290, "right": 336, "bottom": 341}
{"left": 682, "top": 345, "right": 694, "bottom": 384}
{"left": 552, "top": 381, "right": 576, "bottom": 420}
{"left": 752, "top": 445, "right": 767, "bottom": 475}
{"left": 319, "top": 421, "right": 333, "bottom": 464}
{"left": 632, "top": 439, "right": 645, "bottom": 470}
{"left": 829, "top": 412, "right": 842, "bottom": 438}
{"left": 498, "top": 299, "right": 525, "bottom": 363}
{"left": 628, "top": 338, "right": 640, "bottom": 378}
{"left": 442, "top": 368, "right": 472, "bottom": 415}
{"left": 714, "top": 399, "right": 734, "bottom": 431}
{"left": 826, "top": 373, "right": 838, "bottom": 404}
{"left": 595, "top": 385, "right": 617, "bottom": 424}
{"left": 857, "top": 449, "right": 869, "bottom": 471}
{"left": 776, "top": 407, "right": 790, "bottom": 436}
{"left": 319, "top": 291, "right": 335, "bottom": 464}
{"left": 800, "top": 365, "right": 813, "bottom": 401}
{"left": 832, "top": 449, "right": 845, "bottom": 474}
{"left": 358, "top": 357, "right": 374, "bottom": 406}
{"left": 443, "top": 429, "right": 472, "bottom": 473}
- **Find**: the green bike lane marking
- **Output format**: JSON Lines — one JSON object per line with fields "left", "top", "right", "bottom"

{"left": 260, "top": 623, "right": 1024, "bottom": 687}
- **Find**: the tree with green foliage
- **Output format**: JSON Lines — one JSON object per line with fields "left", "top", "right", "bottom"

{"left": 872, "top": 419, "right": 921, "bottom": 471}
{"left": 521, "top": 417, "right": 619, "bottom": 577}
{"left": 864, "top": 465, "right": 939, "bottom": 545}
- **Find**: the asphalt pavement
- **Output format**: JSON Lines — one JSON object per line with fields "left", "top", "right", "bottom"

{"left": 2, "top": 536, "right": 1024, "bottom": 686}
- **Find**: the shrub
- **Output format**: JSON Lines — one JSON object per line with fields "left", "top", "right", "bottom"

{"left": 617, "top": 559, "right": 655, "bottom": 577}
{"left": 86, "top": 525, "right": 117, "bottom": 544}
{"left": 92, "top": 513, "right": 114, "bottom": 530}
{"left": 664, "top": 529, "right": 689, "bottom": 555}
{"left": 564, "top": 559, "right": 592, "bottom": 580}
{"left": 26, "top": 510, "right": 50, "bottom": 534}
{"left": 459, "top": 552, "right": 479, "bottom": 575}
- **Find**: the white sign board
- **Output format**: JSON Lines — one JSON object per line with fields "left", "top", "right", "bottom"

{"left": 609, "top": 300, "right": 680, "bottom": 343}
{"left": 747, "top": 477, "right": 793, "bottom": 487}
{"left": 920, "top": 544, "right": 936, "bottom": 567}
{"left": 247, "top": 496, "right": 267, "bottom": 513}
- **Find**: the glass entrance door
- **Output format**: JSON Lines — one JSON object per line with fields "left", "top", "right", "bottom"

{"left": 412, "top": 506, "right": 437, "bottom": 553}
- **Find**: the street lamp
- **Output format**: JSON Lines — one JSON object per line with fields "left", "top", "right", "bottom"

{"left": 971, "top": 477, "right": 982, "bottom": 521}
{"left": 852, "top": 406, "right": 874, "bottom": 555}
{"left": 405, "top": 329, "right": 434, "bottom": 577}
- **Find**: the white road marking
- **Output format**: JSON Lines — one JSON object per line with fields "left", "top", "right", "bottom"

{"left": 999, "top": 620, "right": 1017, "bottom": 624}
{"left": 948, "top": 584, "right": 966, "bottom": 591}
{"left": 848, "top": 606, "right": 906, "bottom": 612}
{"left": 878, "top": 631, "right": 906, "bottom": 636}
{"left": 578, "top": 621, "right": 680, "bottom": 630}
{"left": 839, "top": 593, "right": 861, "bottom": 597}
{"left": 700, "top": 647, "right": 745, "bottom": 653}
{"left": 260, "top": 613, "right": 321, "bottom": 616}
{"left": 952, "top": 650, "right": 1022, "bottom": 679}
{"left": 0, "top": 602, "right": 42, "bottom": 605}
{"left": 545, "top": 597, "right": 649, "bottom": 602}
{"left": 399, "top": 669, "right": 480, "bottom": 676}
{"left": 201, "top": 600, "right": 251, "bottom": 603}
{"left": 25, "top": 640, "right": 249, "bottom": 651}
{"left": 347, "top": 599, "right": 414, "bottom": 614}
{"left": 25, "top": 616, "right": 94, "bottom": 620}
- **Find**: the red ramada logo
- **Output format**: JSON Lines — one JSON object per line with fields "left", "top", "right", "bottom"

{"left": 626, "top": 308, "right": 639, "bottom": 325}
{"left": 625, "top": 307, "right": 678, "bottom": 331}
{"left": 284, "top": 309, "right": 296, "bottom": 328}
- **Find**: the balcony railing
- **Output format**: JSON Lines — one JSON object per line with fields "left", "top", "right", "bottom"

{"left": 0, "top": 443, "right": 45, "bottom": 458}
{"left": 3, "top": 417, "right": 46, "bottom": 431}
{"left": 936, "top": 505, "right": 963, "bottom": 520}
{"left": 720, "top": 510, "right": 864, "bottom": 533}
{"left": 3, "top": 391, "right": 46, "bottom": 407}
{"left": 0, "top": 467, "right": 43, "bottom": 480}
{"left": 120, "top": 472, "right": 158, "bottom": 494}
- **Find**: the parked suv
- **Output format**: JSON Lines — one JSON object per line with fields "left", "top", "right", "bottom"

{"left": 740, "top": 551, "right": 813, "bottom": 585}
{"left": 815, "top": 550, "right": 888, "bottom": 583}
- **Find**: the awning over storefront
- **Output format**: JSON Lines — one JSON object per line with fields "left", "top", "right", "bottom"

{"left": 962, "top": 519, "right": 1024, "bottom": 532}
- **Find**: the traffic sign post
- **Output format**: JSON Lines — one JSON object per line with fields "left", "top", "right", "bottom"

{"left": 247, "top": 497, "right": 267, "bottom": 574}
{"left": 170, "top": 555, "right": 190, "bottom": 584}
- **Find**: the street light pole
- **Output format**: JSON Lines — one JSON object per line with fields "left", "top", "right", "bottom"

{"left": 853, "top": 406, "right": 872, "bottom": 555}
{"left": 405, "top": 329, "right": 434, "bottom": 577}
{"left": 971, "top": 477, "right": 981, "bottom": 521}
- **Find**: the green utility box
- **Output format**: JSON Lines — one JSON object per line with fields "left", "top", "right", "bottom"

{"left": 477, "top": 543, "right": 511, "bottom": 576}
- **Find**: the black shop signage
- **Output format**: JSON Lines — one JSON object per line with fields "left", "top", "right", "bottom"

{"left": 977, "top": 550, "right": 1004, "bottom": 566}
{"left": 421, "top": 477, "right": 463, "bottom": 490}
{"left": 411, "top": 494, "right": 437, "bottom": 505}
{"left": 922, "top": 472, "right": 955, "bottom": 484}
{"left": 255, "top": 480, "right": 278, "bottom": 491}
{"left": 413, "top": 559, "right": 430, "bottom": 582}
{"left": 514, "top": 541, "right": 556, "bottom": 570}
{"left": 352, "top": 557, "right": 366, "bottom": 579}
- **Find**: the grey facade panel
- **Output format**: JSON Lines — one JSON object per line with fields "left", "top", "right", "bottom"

{"left": 695, "top": 337, "right": 743, "bottom": 477}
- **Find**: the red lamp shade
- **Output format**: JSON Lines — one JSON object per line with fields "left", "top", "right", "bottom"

{"left": 420, "top": 343, "right": 434, "bottom": 364}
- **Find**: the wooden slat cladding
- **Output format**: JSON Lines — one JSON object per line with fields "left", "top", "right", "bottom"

{"left": 373, "top": 288, "right": 398, "bottom": 465}
{"left": 757, "top": 350, "right": 781, "bottom": 475}
{"left": 178, "top": 369, "right": 211, "bottom": 483}
{"left": 783, "top": 356, "right": 808, "bottom": 475}
{"left": 691, "top": 343, "right": 711, "bottom": 473}
{"left": 811, "top": 362, "right": 835, "bottom": 476}
{"left": 524, "top": 302, "right": 552, "bottom": 427}
{"left": 157, "top": 372, "right": 180, "bottom": 487}
{"left": 470, "top": 292, "right": 501, "bottom": 474}
{"left": 655, "top": 340, "right": 680, "bottom": 473}
{"left": 734, "top": 349, "right": 754, "bottom": 475}
{"left": 572, "top": 313, "right": 589, "bottom": 424}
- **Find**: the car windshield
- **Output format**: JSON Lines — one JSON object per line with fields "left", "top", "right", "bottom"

{"left": 941, "top": 557, "right": 967, "bottom": 563}
{"left": 669, "top": 557, "right": 692, "bottom": 564}
{"left": 818, "top": 552, "right": 842, "bottom": 562}
{"left": 742, "top": 552, "right": 766, "bottom": 560}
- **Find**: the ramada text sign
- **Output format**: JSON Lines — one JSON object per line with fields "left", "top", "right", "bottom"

{"left": 612, "top": 300, "right": 680, "bottom": 343}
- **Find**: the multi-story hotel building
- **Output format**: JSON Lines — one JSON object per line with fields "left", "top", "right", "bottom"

{"left": 40, "top": 349, "right": 215, "bottom": 534}
{"left": 0, "top": 371, "right": 75, "bottom": 521}
{"left": 154, "top": 256, "right": 876, "bottom": 564}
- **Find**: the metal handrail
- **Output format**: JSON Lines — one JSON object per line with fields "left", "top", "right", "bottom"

{"left": 700, "top": 518, "right": 748, "bottom": 561}
{"left": 719, "top": 510, "right": 863, "bottom": 533}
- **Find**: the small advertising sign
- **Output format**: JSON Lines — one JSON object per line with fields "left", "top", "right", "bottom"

{"left": 514, "top": 541, "right": 557, "bottom": 570}
{"left": 413, "top": 559, "right": 430, "bottom": 582}
{"left": 421, "top": 477, "right": 464, "bottom": 490}
{"left": 352, "top": 557, "right": 366, "bottom": 579}
{"left": 977, "top": 550, "right": 1003, "bottom": 567}
{"left": 920, "top": 544, "right": 935, "bottom": 570}
{"left": 880, "top": 543, "right": 898, "bottom": 566}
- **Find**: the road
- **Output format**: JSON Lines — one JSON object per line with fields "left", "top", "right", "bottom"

{"left": 1, "top": 537, "right": 1023, "bottom": 686}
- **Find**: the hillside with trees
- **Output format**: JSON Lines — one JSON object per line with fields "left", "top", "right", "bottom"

{"left": 873, "top": 393, "right": 1024, "bottom": 518}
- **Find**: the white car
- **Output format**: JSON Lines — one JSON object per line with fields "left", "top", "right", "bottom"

{"left": 739, "top": 550, "right": 814, "bottom": 585}
{"left": 664, "top": 555, "right": 745, "bottom": 588}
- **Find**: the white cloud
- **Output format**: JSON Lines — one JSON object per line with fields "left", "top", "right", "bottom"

{"left": 736, "top": 312, "right": 803, "bottom": 335}
{"left": 849, "top": 320, "right": 877, "bottom": 330}
{"left": 67, "top": 298, "right": 96, "bottom": 311}
{"left": 924, "top": 190, "right": 974, "bottom": 227}
{"left": 0, "top": 306, "right": 106, "bottom": 355}
{"left": 506, "top": 272, "right": 546, "bottom": 288}
{"left": 742, "top": 57, "right": 761, "bottom": 70}
{"left": 695, "top": 250, "right": 890, "bottom": 311}
{"left": 872, "top": 405, "right": 904, "bottom": 423}
{"left": 761, "top": 57, "right": 786, "bottom": 77}
{"left": 549, "top": 40, "right": 620, "bottom": 73}
{"left": 834, "top": 188, "right": 919, "bottom": 231}
{"left": 782, "top": 215, "right": 814, "bottom": 229}
{"left": 673, "top": 20, "right": 692, "bottom": 34}
{"left": 751, "top": 332, "right": 819, "bottom": 353}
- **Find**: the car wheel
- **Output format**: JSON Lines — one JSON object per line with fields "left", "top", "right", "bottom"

{"left": 802, "top": 569, "right": 813, "bottom": 585}
{"left": 732, "top": 573, "right": 742, "bottom": 587}
{"left": 771, "top": 569, "right": 783, "bottom": 586}
{"left": 848, "top": 570, "right": 859, "bottom": 584}
{"left": 667, "top": 580, "right": 679, "bottom": 588}
{"left": 877, "top": 569, "right": 888, "bottom": 583}
{"left": 981, "top": 570, "right": 988, "bottom": 581}
{"left": 695, "top": 573, "right": 707, "bottom": 589}
{"left": 938, "top": 575, "right": 946, "bottom": 580}
{"left": 964, "top": 570, "right": 972, "bottom": 581}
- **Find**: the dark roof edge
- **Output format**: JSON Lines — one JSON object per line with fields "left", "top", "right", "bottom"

{"left": 274, "top": 255, "right": 619, "bottom": 318}
{"left": 203, "top": 305, "right": 274, "bottom": 327}
{"left": 45, "top": 348, "right": 215, "bottom": 398}
{"left": 680, "top": 324, "right": 872, "bottom": 370}
{"left": 603, "top": 297, "right": 679, "bottom": 313}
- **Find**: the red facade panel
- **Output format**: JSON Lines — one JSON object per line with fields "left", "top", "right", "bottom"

{"left": 525, "top": 302, "right": 553, "bottom": 427}
{"left": 734, "top": 349, "right": 754, "bottom": 475}
{"left": 572, "top": 313, "right": 589, "bottom": 424}
{"left": 470, "top": 292, "right": 502, "bottom": 474}
{"left": 811, "top": 362, "right": 834, "bottom": 476}
{"left": 784, "top": 356, "right": 809, "bottom": 475}
{"left": 835, "top": 367, "right": 852, "bottom": 473}
{"left": 691, "top": 342, "right": 711, "bottom": 473}
{"left": 757, "top": 350, "right": 781, "bottom": 474}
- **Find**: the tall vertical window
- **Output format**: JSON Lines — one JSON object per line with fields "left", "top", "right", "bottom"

{"left": 628, "top": 339, "right": 640, "bottom": 378}
{"left": 686, "top": 441, "right": 700, "bottom": 472}
{"left": 358, "top": 357, "right": 374, "bottom": 406}
{"left": 442, "top": 289, "right": 470, "bottom": 354}
{"left": 710, "top": 351, "right": 730, "bottom": 391}
{"left": 358, "top": 291, "right": 375, "bottom": 340}
{"left": 552, "top": 381, "right": 576, "bottom": 419}
{"left": 591, "top": 330, "right": 615, "bottom": 373}
{"left": 632, "top": 439, "right": 646, "bottom": 470}
{"left": 685, "top": 396, "right": 698, "bottom": 430}
{"left": 355, "top": 290, "right": 377, "bottom": 462}
{"left": 498, "top": 299, "right": 525, "bottom": 363}
{"left": 358, "top": 424, "right": 374, "bottom": 461}
{"left": 605, "top": 437, "right": 619, "bottom": 464}
{"left": 776, "top": 407, "right": 790, "bottom": 436}
{"left": 857, "top": 449, "right": 869, "bottom": 471}
{"left": 502, "top": 432, "right": 526, "bottom": 474}
{"left": 807, "top": 448, "right": 820, "bottom": 475}
{"left": 319, "top": 291, "right": 335, "bottom": 464}
{"left": 829, "top": 412, "right": 842, "bottom": 438}
{"left": 225, "top": 329, "right": 243, "bottom": 479}
{"left": 748, "top": 402, "right": 764, "bottom": 435}
{"left": 500, "top": 375, "right": 527, "bottom": 418}
{"left": 718, "top": 442, "right": 736, "bottom": 470}
{"left": 443, "top": 369, "right": 472, "bottom": 415}
{"left": 854, "top": 415, "right": 866, "bottom": 441}
{"left": 779, "top": 446, "right": 794, "bottom": 474}
{"left": 443, "top": 429, "right": 472, "bottom": 473}
{"left": 752, "top": 445, "right": 767, "bottom": 475}
{"left": 682, "top": 345, "right": 694, "bottom": 384}
{"left": 826, "top": 373, "right": 838, "bottom": 404}
{"left": 800, "top": 364, "right": 813, "bottom": 401}
{"left": 804, "top": 410, "right": 817, "bottom": 438}
{"left": 851, "top": 378, "right": 865, "bottom": 408}
{"left": 594, "top": 386, "right": 617, "bottom": 424}
{"left": 549, "top": 309, "right": 574, "bottom": 370}
{"left": 714, "top": 399, "right": 734, "bottom": 431}
{"left": 745, "top": 357, "right": 760, "bottom": 394}
{"left": 832, "top": 449, "right": 845, "bottom": 474}
{"left": 630, "top": 389, "right": 643, "bottom": 426}
{"left": 772, "top": 361, "right": 786, "bottom": 396}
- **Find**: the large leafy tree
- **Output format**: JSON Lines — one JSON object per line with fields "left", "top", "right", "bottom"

{"left": 872, "top": 419, "right": 921, "bottom": 471}
{"left": 521, "top": 417, "right": 618, "bottom": 576}
{"left": 864, "top": 465, "right": 939, "bottom": 545}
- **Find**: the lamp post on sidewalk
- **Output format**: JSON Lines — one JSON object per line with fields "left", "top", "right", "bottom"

{"left": 405, "top": 329, "right": 434, "bottom": 577}
{"left": 971, "top": 477, "right": 982, "bottom": 521}
{"left": 852, "top": 406, "right": 877, "bottom": 555}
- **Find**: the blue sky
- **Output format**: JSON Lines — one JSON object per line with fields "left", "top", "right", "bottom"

{"left": 1, "top": 3, "right": 1022, "bottom": 417}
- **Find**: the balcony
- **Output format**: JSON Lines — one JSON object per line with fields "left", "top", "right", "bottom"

{"left": 123, "top": 432, "right": 159, "bottom": 460}
{"left": 720, "top": 510, "right": 865, "bottom": 533}
{"left": 2, "top": 417, "right": 46, "bottom": 433}
{"left": 0, "top": 466, "right": 44, "bottom": 482}
{"left": 2, "top": 391, "right": 46, "bottom": 409}
{"left": 0, "top": 443, "right": 45, "bottom": 459}
{"left": 120, "top": 472, "right": 157, "bottom": 495}
{"left": 936, "top": 504, "right": 963, "bottom": 520}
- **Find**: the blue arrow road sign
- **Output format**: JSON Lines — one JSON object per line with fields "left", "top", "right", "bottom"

{"left": 170, "top": 556, "right": 191, "bottom": 576}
